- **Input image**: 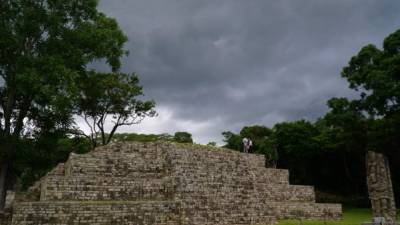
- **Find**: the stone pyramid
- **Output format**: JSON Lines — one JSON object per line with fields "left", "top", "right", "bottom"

{"left": 10, "top": 142, "right": 341, "bottom": 225}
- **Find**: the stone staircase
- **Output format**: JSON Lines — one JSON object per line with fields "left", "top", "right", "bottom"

{"left": 10, "top": 142, "right": 342, "bottom": 225}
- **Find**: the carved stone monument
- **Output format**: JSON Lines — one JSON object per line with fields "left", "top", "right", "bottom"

{"left": 363, "top": 151, "right": 398, "bottom": 225}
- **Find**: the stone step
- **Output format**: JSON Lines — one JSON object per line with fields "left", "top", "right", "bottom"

{"left": 174, "top": 183, "right": 314, "bottom": 204}
{"left": 46, "top": 163, "right": 66, "bottom": 176}
{"left": 186, "top": 200, "right": 338, "bottom": 220}
{"left": 65, "top": 141, "right": 166, "bottom": 166}
{"left": 177, "top": 198, "right": 277, "bottom": 225}
{"left": 85, "top": 142, "right": 165, "bottom": 158}
{"left": 11, "top": 201, "right": 182, "bottom": 225}
{"left": 41, "top": 177, "right": 175, "bottom": 201}
{"left": 255, "top": 168, "right": 289, "bottom": 184}
{"left": 65, "top": 162, "right": 168, "bottom": 177}
{"left": 68, "top": 145, "right": 166, "bottom": 163}
{"left": 255, "top": 184, "right": 315, "bottom": 202}
{"left": 264, "top": 202, "right": 342, "bottom": 220}
{"left": 65, "top": 154, "right": 168, "bottom": 177}
{"left": 172, "top": 167, "right": 289, "bottom": 187}
{"left": 166, "top": 146, "right": 267, "bottom": 170}
{"left": 186, "top": 211, "right": 276, "bottom": 225}
{"left": 82, "top": 148, "right": 165, "bottom": 160}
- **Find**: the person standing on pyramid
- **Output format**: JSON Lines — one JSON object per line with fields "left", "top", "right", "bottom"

{"left": 242, "top": 137, "right": 253, "bottom": 153}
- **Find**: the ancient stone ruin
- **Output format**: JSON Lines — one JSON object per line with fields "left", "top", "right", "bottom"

{"left": 364, "top": 151, "right": 397, "bottom": 224}
{"left": 6, "top": 142, "right": 341, "bottom": 224}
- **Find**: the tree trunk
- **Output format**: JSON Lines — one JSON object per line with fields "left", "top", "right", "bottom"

{"left": 0, "top": 161, "right": 9, "bottom": 210}
{"left": 341, "top": 151, "right": 355, "bottom": 188}
{"left": 0, "top": 138, "right": 14, "bottom": 211}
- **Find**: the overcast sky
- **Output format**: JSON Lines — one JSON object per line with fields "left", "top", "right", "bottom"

{"left": 88, "top": 0, "right": 400, "bottom": 144}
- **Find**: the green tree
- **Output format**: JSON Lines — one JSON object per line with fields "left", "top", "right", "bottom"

{"left": 318, "top": 98, "right": 368, "bottom": 194}
{"left": 223, "top": 125, "right": 278, "bottom": 166}
{"left": 240, "top": 125, "right": 277, "bottom": 165}
{"left": 206, "top": 141, "right": 217, "bottom": 147}
{"left": 342, "top": 30, "right": 400, "bottom": 117}
{"left": 0, "top": 0, "right": 127, "bottom": 208}
{"left": 222, "top": 131, "right": 242, "bottom": 150}
{"left": 173, "top": 131, "right": 193, "bottom": 143}
{"left": 14, "top": 134, "right": 91, "bottom": 191}
{"left": 339, "top": 29, "right": 400, "bottom": 152}
{"left": 329, "top": 28, "right": 400, "bottom": 203}
{"left": 273, "top": 120, "right": 320, "bottom": 184}
{"left": 239, "top": 125, "right": 273, "bottom": 141}
{"left": 77, "top": 71, "right": 156, "bottom": 148}
{"left": 111, "top": 132, "right": 173, "bottom": 143}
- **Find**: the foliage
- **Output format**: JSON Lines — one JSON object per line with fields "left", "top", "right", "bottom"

{"left": 0, "top": 0, "right": 130, "bottom": 207}
{"left": 111, "top": 133, "right": 173, "bottom": 143}
{"left": 240, "top": 125, "right": 273, "bottom": 141}
{"left": 325, "top": 28, "right": 400, "bottom": 202}
{"left": 13, "top": 135, "right": 91, "bottom": 190}
{"left": 223, "top": 125, "right": 278, "bottom": 166}
{"left": 341, "top": 30, "right": 400, "bottom": 117}
{"left": 88, "top": 131, "right": 195, "bottom": 144}
{"left": 0, "top": 0, "right": 128, "bottom": 145}
{"left": 222, "top": 131, "right": 242, "bottom": 150}
{"left": 273, "top": 120, "right": 321, "bottom": 184}
{"left": 77, "top": 71, "right": 156, "bottom": 148}
{"left": 207, "top": 141, "right": 217, "bottom": 147}
{"left": 173, "top": 131, "right": 193, "bottom": 143}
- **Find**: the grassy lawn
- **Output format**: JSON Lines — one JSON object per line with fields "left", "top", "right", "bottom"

{"left": 277, "top": 208, "right": 399, "bottom": 225}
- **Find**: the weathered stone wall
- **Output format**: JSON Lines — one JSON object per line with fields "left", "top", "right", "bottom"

{"left": 9, "top": 141, "right": 342, "bottom": 225}
{"left": 42, "top": 176, "right": 175, "bottom": 201}
{"left": 163, "top": 143, "right": 340, "bottom": 225}
{"left": 0, "top": 211, "right": 11, "bottom": 225}
{"left": 12, "top": 201, "right": 181, "bottom": 225}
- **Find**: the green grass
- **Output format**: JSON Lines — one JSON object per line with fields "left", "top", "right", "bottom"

{"left": 277, "top": 208, "right": 400, "bottom": 225}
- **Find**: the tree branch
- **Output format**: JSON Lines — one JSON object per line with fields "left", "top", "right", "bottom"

{"left": 3, "top": 87, "right": 16, "bottom": 136}
{"left": 67, "top": 128, "right": 90, "bottom": 139}
{"left": 12, "top": 97, "right": 32, "bottom": 138}
{"left": 82, "top": 115, "right": 97, "bottom": 148}
{"left": 106, "top": 115, "right": 122, "bottom": 144}
{"left": 97, "top": 114, "right": 107, "bottom": 146}
{"left": 0, "top": 110, "right": 3, "bottom": 132}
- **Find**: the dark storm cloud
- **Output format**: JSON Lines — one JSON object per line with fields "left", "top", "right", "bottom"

{"left": 95, "top": 0, "right": 400, "bottom": 143}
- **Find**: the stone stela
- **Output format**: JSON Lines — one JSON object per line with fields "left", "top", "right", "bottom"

{"left": 362, "top": 151, "right": 398, "bottom": 225}
{"left": 3, "top": 142, "right": 341, "bottom": 225}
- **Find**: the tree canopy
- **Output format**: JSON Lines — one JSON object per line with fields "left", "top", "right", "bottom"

{"left": 223, "top": 125, "right": 278, "bottom": 166}
{"left": 341, "top": 29, "right": 400, "bottom": 117}
{"left": 0, "top": 0, "right": 127, "bottom": 149}
{"left": 173, "top": 131, "right": 193, "bottom": 144}
{"left": 77, "top": 71, "right": 156, "bottom": 148}
{"left": 0, "top": 0, "right": 146, "bottom": 208}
